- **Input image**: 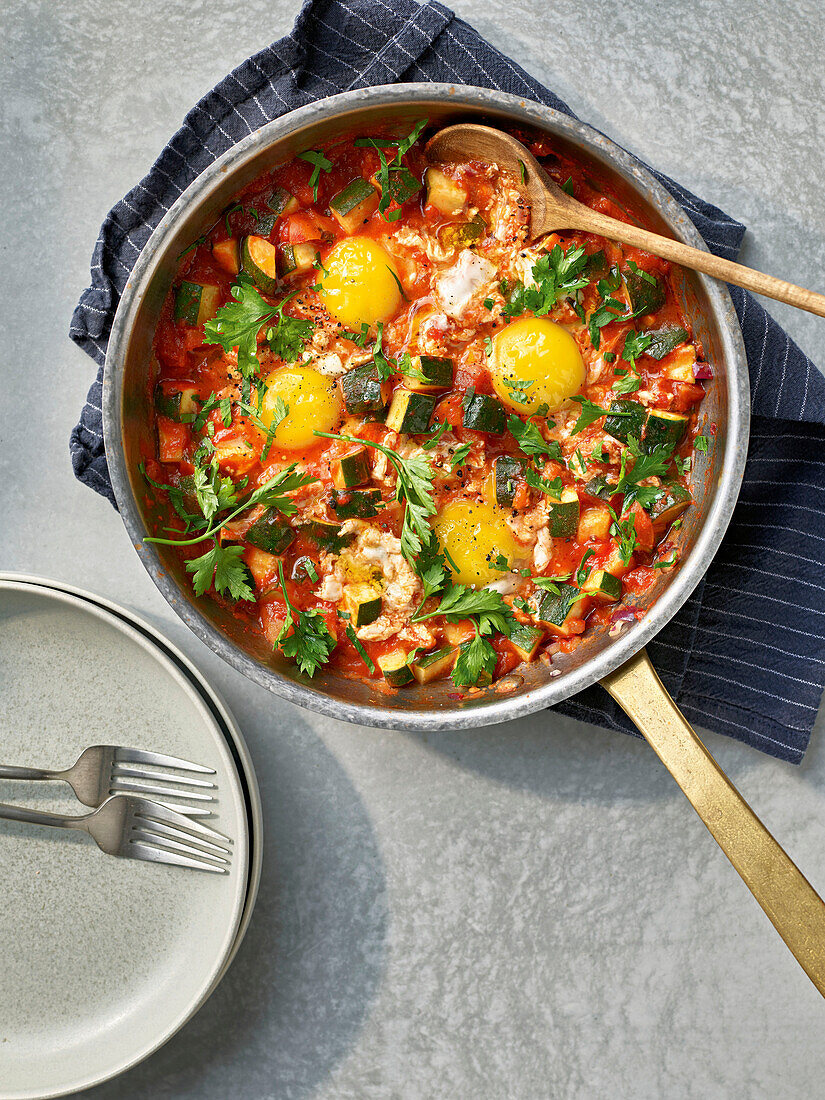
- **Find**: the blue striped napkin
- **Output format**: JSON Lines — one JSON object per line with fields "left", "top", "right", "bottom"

{"left": 69, "top": 0, "right": 825, "bottom": 763}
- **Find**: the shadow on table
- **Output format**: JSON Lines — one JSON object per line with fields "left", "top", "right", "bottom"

{"left": 75, "top": 705, "right": 388, "bottom": 1100}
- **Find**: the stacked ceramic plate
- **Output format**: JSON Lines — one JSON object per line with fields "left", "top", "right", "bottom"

{"left": 0, "top": 573, "right": 263, "bottom": 1099}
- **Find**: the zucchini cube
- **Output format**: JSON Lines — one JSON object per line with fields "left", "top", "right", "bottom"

{"left": 266, "top": 187, "right": 299, "bottom": 217}
{"left": 494, "top": 455, "right": 524, "bottom": 507}
{"left": 623, "top": 266, "right": 665, "bottom": 316}
{"left": 532, "top": 583, "right": 586, "bottom": 637}
{"left": 438, "top": 213, "right": 486, "bottom": 251}
{"left": 276, "top": 240, "right": 319, "bottom": 280}
{"left": 303, "top": 520, "right": 356, "bottom": 554}
{"left": 385, "top": 388, "right": 436, "bottom": 434}
{"left": 424, "top": 167, "right": 467, "bottom": 216}
{"left": 403, "top": 355, "right": 454, "bottom": 393}
{"left": 330, "top": 488, "right": 382, "bottom": 519}
{"left": 244, "top": 509, "right": 296, "bottom": 554}
{"left": 340, "top": 363, "right": 390, "bottom": 416}
{"left": 154, "top": 384, "right": 199, "bottom": 423}
{"left": 546, "top": 489, "right": 580, "bottom": 539}
{"left": 241, "top": 236, "right": 280, "bottom": 294}
{"left": 604, "top": 399, "right": 647, "bottom": 444}
{"left": 643, "top": 410, "right": 688, "bottom": 453}
{"left": 462, "top": 393, "right": 506, "bottom": 434}
{"left": 580, "top": 570, "right": 621, "bottom": 603}
{"left": 643, "top": 324, "right": 689, "bottom": 360}
{"left": 331, "top": 447, "right": 372, "bottom": 489}
{"left": 378, "top": 649, "right": 414, "bottom": 687}
{"left": 174, "top": 282, "right": 222, "bottom": 326}
{"left": 508, "top": 623, "right": 545, "bottom": 662}
{"left": 649, "top": 481, "right": 692, "bottom": 533}
{"left": 329, "top": 178, "right": 379, "bottom": 233}
{"left": 342, "top": 583, "right": 383, "bottom": 628}
{"left": 410, "top": 645, "right": 457, "bottom": 684}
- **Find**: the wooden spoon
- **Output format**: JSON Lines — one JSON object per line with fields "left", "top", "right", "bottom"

{"left": 426, "top": 124, "right": 825, "bottom": 318}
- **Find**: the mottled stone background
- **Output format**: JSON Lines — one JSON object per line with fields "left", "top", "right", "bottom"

{"left": 2, "top": 1, "right": 825, "bottom": 1096}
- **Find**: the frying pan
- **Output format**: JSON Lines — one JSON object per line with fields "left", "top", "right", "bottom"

{"left": 102, "top": 84, "right": 825, "bottom": 994}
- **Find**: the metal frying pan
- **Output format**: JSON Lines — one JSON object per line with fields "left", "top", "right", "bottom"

{"left": 101, "top": 84, "right": 825, "bottom": 993}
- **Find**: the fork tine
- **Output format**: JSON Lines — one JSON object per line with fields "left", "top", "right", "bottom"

{"left": 128, "top": 840, "right": 228, "bottom": 873}
{"left": 132, "top": 801, "right": 232, "bottom": 845}
{"left": 142, "top": 799, "right": 214, "bottom": 818}
{"left": 133, "top": 826, "right": 231, "bottom": 862}
{"left": 112, "top": 763, "right": 216, "bottom": 789}
{"left": 132, "top": 818, "right": 231, "bottom": 857}
{"left": 111, "top": 778, "right": 215, "bottom": 801}
{"left": 114, "top": 747, "right": 215, "bottom": 774}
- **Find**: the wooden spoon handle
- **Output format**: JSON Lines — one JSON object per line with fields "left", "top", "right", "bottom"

{"left": 602, "top": 648, "right": 825, "bottom": 997}
{"left": 564, "top": 206, "right": 825, "bottom": 318}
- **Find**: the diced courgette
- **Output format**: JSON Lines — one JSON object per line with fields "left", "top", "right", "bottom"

{"left": 330, "top": 488, "right": 382, "bottom": 519}
{"left": 303, "top": 519, "right": 356, "bottom": 553}
{"left": 624, "top": 265, "right": 666, "bottom": 316}
{"left": 604, "top": 398, "right": 647, "bottom": 444}
{"left": 241, "top": 235, "right": 280, "bottom": 294}
{"left": 494, "top": 455, "right": 524, "bottom": 507}
{"left": 583, "top": 476, "right": 616, "bottom": 502}
{"left": 649, "top": 481, "right": 692, "bottom": 532}
{"left": 402, "top": 354, "right": 454, "bottom": 393}
{"left": 342, "top": 583, "right": 382, "bottom": 628}
{"left": 331, "top": 447, "right": 371, "bottom": 489}
{"left": 378, "top": 649, "right": 414, "bottom": 687}
{"left": 276, "top": 240, "right": 318, "bottom": 279}
{"left": 583, "top": 249, "right": 608, "bottom": 279}
{"left": 438, "top": 212, "right": 486, "bottom": 251}
{"left": 154, "top": 383, "right": 199, "bottom": 422}
{"left": 329, "top": 178, "right": 379, "bottom": 233}
{"left": 174, "top": 282, "right": 222, "bottom": 326}
{"left": 644, "top": 410, "right": 688, "bottom": 452}
{"left": 643, "top": 324, "right": 689, "bottom": 360}
{"left": 424, "top": 167, "right": 467, "bottom": 216}
{"left": 385, "top": 388, "right": 436, "bottom": 434}
{"left": 509, "top": 622, "right": 545, "bottom": 662}
{"left": 410, "top": 645, "right": 457, "bottom": 684}
{"left": 340, "top": 363, "right": 390, "bottom": 416}
{"left": 463, "top": 393, "right": 506, "bottom": 434}
{"left": 546, "top": 489, "right": 580, "bottom": 538}
{"left": 532, "top": 583, "right": 587, "bottom": 637}
{"left": 581, "top": 569, "right": 622, "bottom": 603}
{"left": 266, "top": 187, "right": 299, "bottom": 217}
{"left": 244, "top": 509, "right": 296, "bottom": 554}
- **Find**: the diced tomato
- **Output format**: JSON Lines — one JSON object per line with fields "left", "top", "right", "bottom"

{"left": 157, "top": 418, "right": 190, "bottom": 463}
{"left": 281, "top": 211, "right": 338, "bottom": 244}
{"left": 628, "top": 503, "right": 655, "bottom": 554}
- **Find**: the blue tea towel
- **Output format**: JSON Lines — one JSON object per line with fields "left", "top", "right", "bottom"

{"left": 69, "top": 0, "right": 825, "bottom": 763}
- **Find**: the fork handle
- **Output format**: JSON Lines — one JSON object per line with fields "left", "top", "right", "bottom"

{"left": 0, "top": 765, "right": 59, "bottom": 782}
{"left": 0, "top": 801, "right": 89, "bottom": 832}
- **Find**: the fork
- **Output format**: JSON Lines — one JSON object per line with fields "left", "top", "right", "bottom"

{"left": 0, "top": 793, "right": 232, "bottom": 873}
{"left": 0, "top": 746, "right": 216, "bottom": 815}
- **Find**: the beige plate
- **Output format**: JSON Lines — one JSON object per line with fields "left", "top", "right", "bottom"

{"left": 0, "top": 576, "right": 252, "bottom": 1099}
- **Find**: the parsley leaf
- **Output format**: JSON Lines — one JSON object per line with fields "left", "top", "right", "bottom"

{"left": 275, "top": 560, "right": 336, "bottom": 677}
{"left": 569, "top": 395, "right": 609, "bottom": 434}
{"left": 452, "top": 628, "right": 497, "bottom": 688}
{"left": 609, "top": 508, "right": 638, "bottom": 566}
{"left": 503, "top": 377, "right": 535, "bottom": 404}
{"left": 507, "top": 414, "right": 561, "bottom": 459}
{"left": 449, "top": 443, "right": 471, "bottom": 470}
{"left": 204, "top": 281, "right": 279, "bottom": 378}
{"left": 414, "top": 584, "right": 515, "bottom": 637}
{"left": 355, "top": 119, "right": 427, "bottom": 222}
{"left": 575, "top": 549, "right": 596, "bottom": 586}
{"left": 502, "top": 243, "right": 590, "bottom": 320}
{"left": 298, "top": 149, "right": 332, "bottom": 202}
{"left": 524, "top": 467, "right": 563, "bottom": 498}
{"left": 422, "top": 420, "right": 450, "bottom": 450}
{"left": 185, "top": 541, "right": 255, "bottom": 601}
{"left": 695, "top": 434, "right": 709, "bottom": 452}
{"left": 268, "top": 293, "right": 314, "bottom": 363}
{"left": 345, "top": 624, "right": 376, "bottom": 673}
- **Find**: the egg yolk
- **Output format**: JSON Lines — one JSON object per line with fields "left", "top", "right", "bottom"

{"left": 492, "top": 316, "right": 585, "bottom": 414}
{"left": 433, "top": 500, "right": 523, "bottom": 587}
{"left": 320, "top": 237, "right": 402, "bottom": 330}
{"left": 261, "top": 366, "right": 343, "bottom": 451}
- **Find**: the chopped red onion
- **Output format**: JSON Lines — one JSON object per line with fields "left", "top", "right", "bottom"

{"left": 693, "top": 362, "right": 714, "bottom": 379}
{"left": 610, "top": 606, "right": 637, "bottom": 625}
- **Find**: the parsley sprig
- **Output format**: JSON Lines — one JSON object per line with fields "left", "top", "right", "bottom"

{"left": 412, "top": 585, "right": 515, "bottom": 688}
{"left": 274, "top": 560, "right": 336, "bottom": 676}
{"left": 314, "top": 430, "right": 437, "bottom": 563}
{"left": 508, "top": 414, "right": 562, "bottom": 460}
{"left": 502, "top": 243, "right": 590, "bottom": 320}
{"left": 204, "top": 284, "right": 314, "bottom": 378}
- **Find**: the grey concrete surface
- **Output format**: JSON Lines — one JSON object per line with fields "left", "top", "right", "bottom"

{"left": 2, "top": 1, "right": 825, "bottom": 1097}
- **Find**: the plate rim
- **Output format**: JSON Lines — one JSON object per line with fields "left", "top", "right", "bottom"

{"left": 0, "top": 574, "right": 255, "bottom": 1100}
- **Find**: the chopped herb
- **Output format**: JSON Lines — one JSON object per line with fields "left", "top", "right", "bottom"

{"left": 609, "top": 508, "right": 638, "bottom": 566}
{"left": 503, "top": 243, "right": 590, "bottom": 320}
{"left": 223, "top": 202, "right": 243, "bottom": 236}
{"left": 422, "top": 420, "right": 450, "bottom": 450}
{"left": 518, "top": 159, "right": 527, "bottom": 185}
{"left": 575, "top": 549, "right": 596, "bottom": 587}
{"left": 491, "top": 553, "right": 509, "bottom": 572}
{"left": 484, "top": 336, "right": 493, "bottom": 358}
{"left": 503, "top": 377, "right": 535, "bottom": 404}
{"left": 653, "top": 554, "right": 678, "bottom": 570}
{"left": 298, "top": 149, "right": 332, "bottom": 202}
{"left": 484, "top": 298, "right": 494, "bottom": 310}
{"left": 203, "top": 280, "right": 280, "bottom": 379}
{"left": 345, "top": 624, "right": 376, "bottom": 673}
{"left": 603, "top": 351, "right": 616, "bottom": 363}
{"left": 569, "top": 395, "right": 610, "bottom": 434}
{"left": 354, "top": 119, "right": 427, "bottom": 222}
{"left": 695, "top": 435, "right": 709, "bottom": 452}
{"left": 268, "top": 292, "right": 314, "bottom": 363}
{"left": 524, "top": 467, "right": 563, "bottom": 498}
{"left": 561, "top": 176, "right": 575, "bottom": 196}
{"left": 185, "top": 540, "right": 255, "bottom": 602}
{"left": 508, "top": 414, "right": 561, "bottom": 460}
{"left": 450, "top": 443, "right": 471, "bottom": 470}
{"left": 275, "top": 560, "right": 336, "bottom": 677}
